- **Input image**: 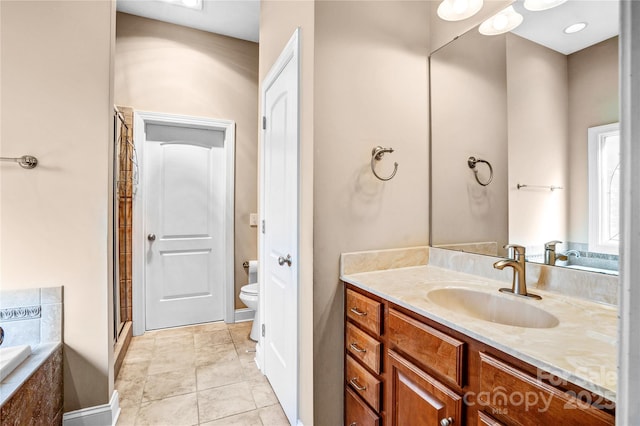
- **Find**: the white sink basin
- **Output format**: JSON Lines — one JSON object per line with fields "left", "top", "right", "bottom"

{"left": 0, "top": 345, "right": 32, "bottom": 382}
{"left": 427, "top": 288, "right": 559, "bottom": 329}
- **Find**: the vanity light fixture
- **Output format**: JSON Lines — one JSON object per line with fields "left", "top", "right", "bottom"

{"left": 437, "top": 0, "right": 483, "bottom": 21}
{"left": 523, "top": 0, "right": 567, "bottom": 12}
{"left": 157, "top": 0, "right": 203, "bottom": 10}
{"left": 564, "top": 22, "right": 588, "bottom": 34}
{"left": 479, "top": 6, "right": 523, "bottom": 36}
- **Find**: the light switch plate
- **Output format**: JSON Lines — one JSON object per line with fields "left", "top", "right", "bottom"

{"left": 250, "top": 213, "right": 258, "bottom": 227}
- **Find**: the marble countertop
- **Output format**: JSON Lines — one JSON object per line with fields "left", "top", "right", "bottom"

{"left": 342, "top": 264, "right": 617, "bottom": 402}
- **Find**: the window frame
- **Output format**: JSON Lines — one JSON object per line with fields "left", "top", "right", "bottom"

{"left": 588, "top": 122, "right": 620, "bottom": 255}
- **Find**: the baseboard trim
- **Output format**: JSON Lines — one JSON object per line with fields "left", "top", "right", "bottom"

{"left": 234, "top": 307, "right": 255, "bottom": 323}
{"left": 63, "top": 390, "right": 120, "bottom": 426}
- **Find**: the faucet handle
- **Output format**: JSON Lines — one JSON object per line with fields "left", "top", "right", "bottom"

{"left": 504, "top": 244, "right": 526, "bottom": 259}
{"left": 544, "top": 240, "right": 562, "bottom": 250}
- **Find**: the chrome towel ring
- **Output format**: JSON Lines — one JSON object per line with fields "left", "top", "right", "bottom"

{"left": 371, "top": 146, "right": 398, "bottom": 181}
{"left": 467, "top": 156, "right": 493, "bottom": 186}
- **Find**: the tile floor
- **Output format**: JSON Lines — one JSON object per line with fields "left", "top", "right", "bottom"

{"left": 115, "top": 321, "right": 289, "bottom": 425}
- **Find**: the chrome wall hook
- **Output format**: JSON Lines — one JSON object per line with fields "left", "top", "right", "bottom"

{"left": 371, "top": 146, "right": 398, "bottom": 181}
{"left": 467, "top": 156, "right": 493, "bottom": 186}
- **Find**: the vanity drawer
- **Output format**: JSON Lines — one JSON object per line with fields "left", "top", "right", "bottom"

{"left": 346, "top": 355, "right": 382, "bottom": 412}
{"left": 345, "top": 386, "right": 380, "bottom": 426}
{"left": 346, "top": 289, "right": 382, "bottom": 336}
{"left": 477, "top": 411, "right": 505, "bottom": 426}
{"left": 346, "top": 322, "right": 382, "bottom": 374}
{"left": 479, "top": 353, "right": 614, "bottom": 426}
{"left": 388, "top": 308, "right": 465, "bottom": 387}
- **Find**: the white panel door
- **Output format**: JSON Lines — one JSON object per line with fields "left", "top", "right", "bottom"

{"left": 145, "top": 124, "right": 225, "bottom": 330}
{"left": 262, "top": 31, "right": 299, "bottom": 425}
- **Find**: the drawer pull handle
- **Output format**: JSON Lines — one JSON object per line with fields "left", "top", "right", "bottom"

{"left": 350, "top": 378, "right": 367, "bottom": 391}
{"left": 440, "top": 417, "right": 455, "bottom": 426}
{"left": 350, "top": 307, "right": 367, "bottom": 316}
{"left": 349, "top": 423, "right": 357, "bottom": 426}
{"left": 350, "top": 342, "right": 367, "bottom": 353}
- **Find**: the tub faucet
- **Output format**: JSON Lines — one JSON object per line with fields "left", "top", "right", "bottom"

{"left": 494, "top": 244, "right": 541, "bottom": 300}
{"left": 544, "top": 240, "right": 567, "bottom": 265}
{"left": 0, "top": 326, "right": 4, "bottom": 346}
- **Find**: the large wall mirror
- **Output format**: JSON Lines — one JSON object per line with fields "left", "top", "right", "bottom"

{"left": 430, "top": 0, "right": 620, "bottom": 274}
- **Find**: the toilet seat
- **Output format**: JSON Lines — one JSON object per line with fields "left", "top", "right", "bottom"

{"left": 241, "top": 283, "right": 258, "bottom": 295}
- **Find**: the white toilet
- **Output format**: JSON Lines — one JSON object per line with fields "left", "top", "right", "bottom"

{"left": 240, "top": 282, "right": 260, "bottom": 341}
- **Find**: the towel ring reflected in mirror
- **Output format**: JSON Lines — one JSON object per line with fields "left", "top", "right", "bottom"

{"left": 467, "top": 156, "right": 493, "bottom": 186}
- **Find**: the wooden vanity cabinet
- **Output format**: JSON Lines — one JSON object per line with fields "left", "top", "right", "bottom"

{"left": 345, "top": 288, "right": 385, "bottom": 426}
{"left": 344, "top": 283, "right": 615, "bottom": 426}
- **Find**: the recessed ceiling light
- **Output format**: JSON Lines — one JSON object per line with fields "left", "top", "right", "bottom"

{"left": 524, "top": 0, "right": 568, "bottom": 12}
{"left": 479, "top": 6, "right": 523, "bottom": 36}
{"left": 437, "top": 0, "right": 484, "bottom": 22}
{"left": 564, "top": 22, "right": 588, "bottom": 34}
{"left": 157, "top": 0, "right": 203, "bottom": 10}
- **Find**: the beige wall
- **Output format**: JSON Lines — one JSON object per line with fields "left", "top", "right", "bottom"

{"left": 507, "top": 34, "right": 569, "bottom": 251}
{"left": 114, "top": 12, "right": 259, "bottom": 308}
{"left": 0, "top": 0, "right": 115, "bottom": 411}
{"left": 431, "top": 30, "right": 509, "bottom": 253}
{"left": 313, "top": 2, "right": 430, "bottom": 423}
{"left": 568, "top": 37, "right": 619, "bottom": 244}
{"left": 259, "top": 2, "right": 315, "bottom": 424}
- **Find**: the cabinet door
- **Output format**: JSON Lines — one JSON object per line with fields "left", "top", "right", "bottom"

{"left": 387, "top": 349, "right": 462, "bottom": 426}
{"left": 479, "top": 353, "right": 614, "bottom": 426}
{"left": 346, "top": 386, "right": 380, "bottom": 426}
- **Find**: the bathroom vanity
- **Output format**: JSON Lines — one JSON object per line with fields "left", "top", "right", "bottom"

{"left": 341, "top": 247, "right": 616, "bottom": 425}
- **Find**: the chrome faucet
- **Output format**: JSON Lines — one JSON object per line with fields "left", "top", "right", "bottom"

{"left": 544, "top": 240, "right": 567, "bottom": 265}
{"left": 565, "top": 249, "right": 581, "bottom": 258}
{"left": 494, "top": 244, "right": 541, "bottom": 300}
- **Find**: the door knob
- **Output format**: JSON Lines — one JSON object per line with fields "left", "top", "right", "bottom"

{"left": 148, "top": 233, "right": 156, "bottom": 241}
{"left": 278, "top": 254, "right": 292, "bottom": 267}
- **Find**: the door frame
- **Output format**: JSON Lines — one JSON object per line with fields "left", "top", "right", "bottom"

{"left": 258, "top": 28, "right": 301, "bottom": 423}
{"left": 132, "top": 110, "right": 236, "bottom": 336}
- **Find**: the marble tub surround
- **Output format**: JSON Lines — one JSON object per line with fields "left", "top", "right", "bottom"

{"left": 0, "top": 342, "right": 62, "bottom": 408}
{"left": 0, "top": 286, "right": 63, "bottom": 409}
{"left": 339, "top": 246, "right": 429, "bottom": 276}
{"left": 0, "top": 343, "right": 63, "bottom": 425}
{"left": 340, "top": 248, "right": 618, "bottom": 402}
{"left": 0, "top": 286, "right": 63, "bottom": 347}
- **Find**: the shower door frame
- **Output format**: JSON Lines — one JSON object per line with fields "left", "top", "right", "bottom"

{"left": 131, "top": 110, "right": 236, "bottom": 336}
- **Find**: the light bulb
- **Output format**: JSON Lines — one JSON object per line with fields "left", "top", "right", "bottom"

{"left": 437, "top": 0, "right": 484, "bottom": 21}
{"left": 492, "top": 14, "right": 508, "bottom": 31}
{"left": 452, "top": 0, "right": 469, "bottom": 14}
{"left": 564, "top": 22, "right": 588, "bottom": 34}
{"left": 524, "top": 0, "right": 567, "bottom": 12}
{"left": 479, "top": 6, "right": 523, "bottom": 36}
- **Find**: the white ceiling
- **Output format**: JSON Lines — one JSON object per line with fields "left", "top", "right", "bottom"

{"left": 511, "top": 0, "right": 619, "bottom": 55}
{"left": 115, "top": 0, "right": 618, "bottom": 54}
{"left": 116, "top": 0, "right": 260, "bottom": 43}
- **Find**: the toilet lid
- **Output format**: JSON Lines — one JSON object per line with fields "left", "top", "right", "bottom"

{"left": 241, "top": 283, "right": 258, "bottom": 295}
